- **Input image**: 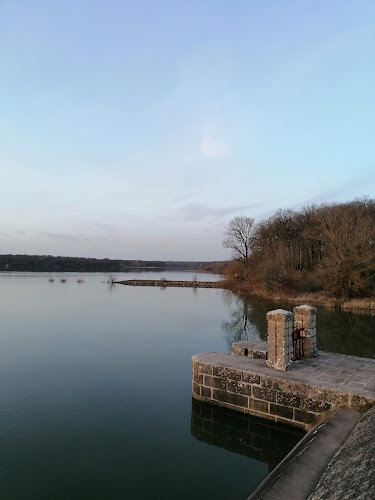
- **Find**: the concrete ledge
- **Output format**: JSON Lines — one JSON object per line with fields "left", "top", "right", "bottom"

{"left": 248, "top": 408, "right": 361, "bottom": 500}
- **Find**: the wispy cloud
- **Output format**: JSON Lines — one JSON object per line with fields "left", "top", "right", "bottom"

{"left": 200, "top": 123, "right": 227, "bottom": 159}
{"left": 289, "top": 169, "right": 375, "bottom": 212}
{"left": 200, "top": 132, "right": 226, "bottom": 159}
{"left": 39, "top": 232, "right": 81, "bottom": 242}
{"left": 177, "top": 203, "right": 263, "bottom": 222}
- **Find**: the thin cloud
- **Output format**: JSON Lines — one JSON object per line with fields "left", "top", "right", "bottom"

{"left": 89, "top": 222, "right": 119, "bottom": 231}
{"left": 39, "top": 232, "right": 81, "bottom": 242}
{"left": 290, "top": 171, "right": 375, "bottom": 212}
{"left": 178, "top": 203, "right": 263, "bottom": 222}
{"left": 200, "top": 132, "right": 226, "bottom": 159}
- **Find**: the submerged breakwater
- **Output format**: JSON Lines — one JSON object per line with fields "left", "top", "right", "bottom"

{"left": 114, "top": 279, "right": 225, "bottom": 288}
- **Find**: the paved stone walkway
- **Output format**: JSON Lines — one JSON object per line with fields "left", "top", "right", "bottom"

{"left": 286, "top": 351, "right": 375, "bottom": 402}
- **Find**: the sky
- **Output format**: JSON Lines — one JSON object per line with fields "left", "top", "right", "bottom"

{"left": 1, "top": 0, "right": 375, "bottom": 261}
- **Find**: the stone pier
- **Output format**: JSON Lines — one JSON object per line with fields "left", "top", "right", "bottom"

{"left": 192, "top": 305, "right": 375, "bottom": 429}
{"left": 192, "top": 351, "right": 375, "bottom": 428}
{"left": 192, "top": 304, "right": 375, "bottom": 499}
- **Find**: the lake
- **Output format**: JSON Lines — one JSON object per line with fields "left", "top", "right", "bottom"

{"left": 0, "top": 271, "right": 373, "bottom": 499}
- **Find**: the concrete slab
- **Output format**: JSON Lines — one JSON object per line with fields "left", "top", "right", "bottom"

{"left": 248, "top": 408, "right": 361, "bottom": 500}
{"left": 309, "top": 405, "right": 375, "bottom": 500}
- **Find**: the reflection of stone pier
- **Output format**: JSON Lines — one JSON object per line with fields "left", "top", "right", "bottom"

{"left": 191, "top": 399, "right": 304, "bottom": 472}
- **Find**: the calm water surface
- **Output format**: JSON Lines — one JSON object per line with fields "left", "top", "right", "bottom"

{"left": 3, "top": 271, "right": 372, "bottom": 499}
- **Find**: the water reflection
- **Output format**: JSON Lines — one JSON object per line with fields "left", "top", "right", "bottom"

{"left": 221, "top": 292, "right": 268, "bottom": 350}
{"left": 191, "top": 399, "right": 305, "bottom": 472}
{"left": 222, "top": 292, "right": 375, "bottom": 359}
{"left": 317, "top": 307, "right": 375, "bottom": 358}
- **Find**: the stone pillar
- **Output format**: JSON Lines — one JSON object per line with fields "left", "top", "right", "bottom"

{"left": 293, "top": 305, "right": 318, "bottom": 358}
{"left": 266, "top": 309, "right": 293, "bottom": 371}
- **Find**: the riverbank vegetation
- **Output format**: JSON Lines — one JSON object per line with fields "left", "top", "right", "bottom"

{"left": 222, "top": 198, "right": 375, "bottom": 311}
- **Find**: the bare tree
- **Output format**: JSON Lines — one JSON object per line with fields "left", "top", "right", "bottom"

{"left": 223, "top": 216, "right": 255, "bottom": 279}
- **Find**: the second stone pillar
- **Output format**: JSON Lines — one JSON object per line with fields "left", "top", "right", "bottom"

{"left": 266, "top": 309, "right": 293, "bottom": 371}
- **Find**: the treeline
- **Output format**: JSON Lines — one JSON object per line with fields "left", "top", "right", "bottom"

{"left": 0, "top": 254, "right": 225, "bottom": 273}
{"left": 224, "top": 198, "right": 375, "bottom": 299}
{"left": 0, "top": 254, "right": 166, "bottom": 272}
{"left": 163, "top": 261, "right": 226, "bottom": 273}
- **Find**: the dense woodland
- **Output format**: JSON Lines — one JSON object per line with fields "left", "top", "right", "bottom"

{"left": 222, "top": 198, "right": 375, "bottom": 300}
{"left": 0, "top": 254, "right": 222, "bottom": 273}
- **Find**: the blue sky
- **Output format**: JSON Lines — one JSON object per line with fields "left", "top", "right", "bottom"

{"left": 1, "top": 0, "right": 374, "bottom": 260}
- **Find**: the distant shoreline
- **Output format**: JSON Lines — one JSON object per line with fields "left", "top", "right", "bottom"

{"left": 0, "top": 254, "right": 226, "bottom": 273}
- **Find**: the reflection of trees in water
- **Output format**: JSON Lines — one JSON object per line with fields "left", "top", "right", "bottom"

{"left": 221, "top": 291, "right": 268, "bottom": 350}
{"left": 224, "top": 291, "right": 375, "bottom": 359}
{"left": 243, "top": 293, "right": 375, "bottom": 358}
{"left": 317, "top": 307, "right": 375, "bottom": 358}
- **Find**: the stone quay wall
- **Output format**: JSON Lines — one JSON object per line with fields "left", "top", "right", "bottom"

{"left": 192, "top": 352, "right": 375, "bottom": 429}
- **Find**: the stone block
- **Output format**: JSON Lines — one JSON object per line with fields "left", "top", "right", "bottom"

{"left": 242, "top": 372, "right": 260, "bottom": 384}
{"left": 276, "top": 360, "right": 291, "bottom": 372}
{"left": 249, "top": 398, "right": 269, "bottom": 414}
{"left": 203, "top": 375, "right": 227, "bottom": 390}
{"left": 261, "top": 376, "right": 283, "bottom": 391}
{"left": 268, "top": 358, "right": 277, "bottom": 369}
{"left": 267, "top": 309, "right": 293, "bottom": 321}
{"left": 267, "top": 320, "right": 276, "bottom": 331}
{"left": 293, "top": 408, "right": 316, "bottom": 425}
{"left": 293, "top": 305, "right": 317, "bottom": 316}
{"left": 212, "top": 389, "right": 248, "bottom": 409}
{"left": 253, "top": 386, "right": 277, "bottom": 403}
{"left": 201, "top": 386, "right": 212, "bottom": 399}
{"left": 275, "top": 339, "right": 292, "bottom": 349}
{"left": 349, "top": 394, "right": 375, "bottom": 411}
{"left": 194, "top": 361, "right": 213, "bottom": 375}
{"left": 276, "top": 392, "right": 303, "bottom": 408}
{"left": 213, "top": 366, "right": 242, "bottom": 381}
{"left": 267, "top": 358, "right": 290, "bottom": 372}
{"left": 301, "top": 399, "right": 331, "bottom": 413}
{"left": 193, "top": 382, "right": 200, "bottom": 396}
{"left": 228, "top": 380, "right": 252, "bottom": 396}
{"left": 270, "top": 403, "right": 294, "bottom": 420}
